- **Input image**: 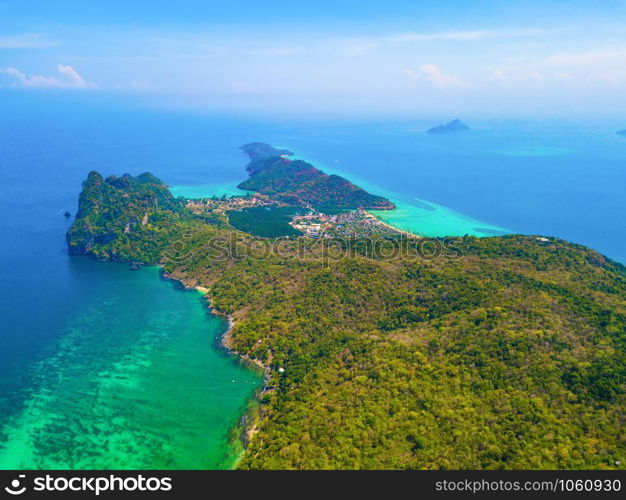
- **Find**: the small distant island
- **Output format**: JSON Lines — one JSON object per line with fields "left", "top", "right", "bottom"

{"left": 239, "top": 142, "right": 294, "bottom": 159}
{"left": 238, "top": 143, "right": 395, "bottom": 210}
{"left": 427, "top": 119, "right": 470, "bottom": 134}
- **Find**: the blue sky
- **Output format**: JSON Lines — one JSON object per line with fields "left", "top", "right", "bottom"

{"left": 1, "top": 1, "right": 626, "bottom": 116}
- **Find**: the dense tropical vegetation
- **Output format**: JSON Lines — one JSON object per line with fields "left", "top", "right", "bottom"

{"left": 67, "top": 168, "right": 626, "bottom": 470}
{"left": 66, "top": 171, "right": 189, "bottom": 262}
{"left": 227, "top": 206, "right": 303, "bottom": 237}
{"left": 238, "top": 143, "right": 396, "bottom": 210}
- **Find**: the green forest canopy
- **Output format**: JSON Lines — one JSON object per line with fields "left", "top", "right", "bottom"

{"left": 67, "top": 170, "right": 626, "bottom": 470}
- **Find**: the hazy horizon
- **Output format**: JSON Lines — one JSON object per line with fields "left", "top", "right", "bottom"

{"left": 2, "top": 1, "right": 626, "bottom": 119}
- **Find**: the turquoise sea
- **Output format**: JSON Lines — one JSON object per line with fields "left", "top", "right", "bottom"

{"left": 0, "top": 262, "right": 259, "bottom": 469}
{"left": 0, "top": 93, "right": 625, "bottom": 469}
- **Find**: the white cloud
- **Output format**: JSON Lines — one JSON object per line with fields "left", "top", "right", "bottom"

{"left": 2, "top": 68, "right": 60, "bottom": 88}
{"left": 341, "top": 28, "right": 551, "bottom": 53}
{"left": 0, "top": 33, "right": 58, "bottom": 49}
{"left": 128, "top": 80, "right": 155, "bottom": 90}
{"left": 56, "top": 64, "right": 93, "bottom": 87}
{"left": 343, "top": 41, "right": 380, "bottom": 54}
{"left": 405, "top": 64, "right": 467, "bottom": 88}
{"left": 487, "top": 49, "right": 626, "bottom": 89}
{"left": 543, "top": 50, "right": 626, "bottom": 67}
{"left": 553, "top": 72, "right": 573, "bottom": 84}
{"left": 592, "top": 71, "right": 626, "bottom": 86}
{"left": 488, "top": 66, "right": 545, "bottom": 86}
{"left": 390, "top": 31, "right": 489, "bottom": 43}
{"left": 0, "top": 64, "right": 96, "bottom": 89}
{"left": 247, "top": 47, "right": 302, "bottom": 56}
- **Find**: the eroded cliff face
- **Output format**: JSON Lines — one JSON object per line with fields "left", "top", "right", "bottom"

{"left": 67, "top": 171, "right": 185, "bottom": 262}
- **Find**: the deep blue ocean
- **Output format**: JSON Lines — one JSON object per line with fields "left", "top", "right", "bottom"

{"left": 0, "top": 93, "right": 624, "bottom": 467}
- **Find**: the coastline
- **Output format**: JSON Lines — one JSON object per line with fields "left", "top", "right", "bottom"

{"left": 211, "top": 310, "right": 272, "bottom": 468}
{"left": 219, "top": 313, "right": 271, "bottom": 467}
{"left": 170, "top": 181, "right": 251, "bottom": 200}
{"left": 365, "top": 211, "right": 421, "bottom": 239}
{"left": 70, "top": 144, "right": 511, "bottom": 467}
{"left": 168, "top": 144, "right": 511, "bottom": 239}
{"left": 1, "top": 257, "right": 260, "bottom": 470}
{"left": 156, "top": 266, "right": 271, "bottom": 470}
{"left": 271, "top": 149, "right": 512, "bottom": 238}
{"left": 159, "top": 267, "right": 270, "bottom": 468}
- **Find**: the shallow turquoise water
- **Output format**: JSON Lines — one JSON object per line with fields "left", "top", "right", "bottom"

{"left": 370, "top": 197, "right": 509, "bottom": 237}
{"left": 289, "top": 154, "right": 510, "bottom": 237}
{"left": 171, "top": 151, "right": 510, "bottom": 238}
{"left": 0, "top": 262, "right": 261, "bottom": 470}
{"left": 171, "top": 181, "right": 251, "bottom": 199}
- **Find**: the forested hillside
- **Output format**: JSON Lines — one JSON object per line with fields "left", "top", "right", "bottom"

{"left": 211, "top": 237, "right": 625, "bottom": 469}
{"left": 67, "top": 171, "right": 188, "bottom": 261}
{"left": 238, "top": 143, "right": 396, "bottom": 210}
{"left": 67, "top": 171, "right": 626, "bottom": 470}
